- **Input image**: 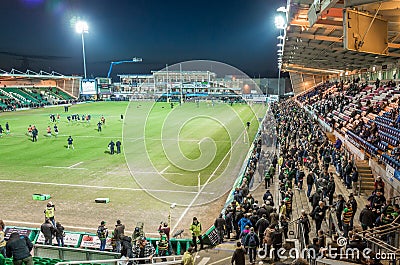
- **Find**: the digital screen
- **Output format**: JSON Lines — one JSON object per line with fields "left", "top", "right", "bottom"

{"left": 81, "top": 79, "right": 97, "bottom": 95}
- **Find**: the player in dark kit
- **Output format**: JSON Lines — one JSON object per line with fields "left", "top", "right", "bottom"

{"left": 108, "top": 140, "right": 115, "bottom": 154}
{"left": 54, "top": 125, "right": 59, "bottom": 136}
{"left": 5, "top": 122, "right": 10, "bottom": 135}
{"left": 67, "top": 136, "right": 74, "bottom": 150}
{"left": 246, "top": 121, "right": 251, "bottom": 129}
{"left": 32, "top": 127, "right": 38, "bottom": 142}
{"left": 97, "top": 121, "right": 102, "bottom": 132}
{"left": 116, "top": 140, "right": 122, "bottom": 154}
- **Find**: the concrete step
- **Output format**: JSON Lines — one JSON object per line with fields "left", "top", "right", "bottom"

{"left": 358, "top": 169, "right": 372, "bottom": 173}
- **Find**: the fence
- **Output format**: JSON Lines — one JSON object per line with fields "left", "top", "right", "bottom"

{"left": 54, "top": 256, "right": 183, "bottom": 265}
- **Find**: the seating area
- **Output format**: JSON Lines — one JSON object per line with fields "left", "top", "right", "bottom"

{"left": 0, "top": 256, "right": 63, "bottom": 265}
{"left": 0, "top": 86, "right": 74, "bottom": 111}
{"left": 296, "top": 80, "right": 400, "bottom": 169}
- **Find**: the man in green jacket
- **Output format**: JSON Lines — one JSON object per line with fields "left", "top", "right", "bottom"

{"left": 189, "top": 217, "right": 203, "bottom": 251}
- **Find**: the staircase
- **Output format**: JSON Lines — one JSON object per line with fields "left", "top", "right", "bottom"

{"left": 355, "top": 160, "right": 375, "bottom": 194}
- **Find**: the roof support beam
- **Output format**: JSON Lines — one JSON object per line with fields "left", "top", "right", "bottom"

{"left": 344, "top": 0, "right": 383, "bottom": 8}
{"left": 308, "top": 0, "right": 340, "bottom": 27}
{"left": 388, "top": 43, "right": 400, "bottom": 49}
{"left": 289, "top": 32, "right": 342, "bottom": 42}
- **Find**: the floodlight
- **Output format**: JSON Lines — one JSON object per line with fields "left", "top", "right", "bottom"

{"left": 277, "top": 43, "right": 283, "bottom": 47}
{"left": 75, "top": 21, "right": 88, "bottom": 34}
{"left": 277, "top": 6, "right": 287, "bottom": 13}
{"left": 277, "top": 35, "right": 284, "bottom": 40}
{"left": 275, "top": 15, "right": 286, "bottom": 29}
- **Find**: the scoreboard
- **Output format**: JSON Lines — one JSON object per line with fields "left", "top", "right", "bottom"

{"left": 97, "top": 77, "right": 112, "bottom": 94}
{"left": 81, "top": 79, "right": 97, "bottom": 95}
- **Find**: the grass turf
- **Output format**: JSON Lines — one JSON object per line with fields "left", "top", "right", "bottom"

{"left": 0, "top": 101, "right": 266, "bottom": 230}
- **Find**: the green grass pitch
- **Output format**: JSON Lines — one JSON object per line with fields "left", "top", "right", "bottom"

{"left": 0, "top": 101, "right": 266, "bottom": 233}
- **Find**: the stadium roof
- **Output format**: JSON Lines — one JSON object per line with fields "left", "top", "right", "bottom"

{"left": 0, "top": 68, "right": 81, "bottom": 81}
{"left": 281, "top": 0, "right": 400, "bottom": 75}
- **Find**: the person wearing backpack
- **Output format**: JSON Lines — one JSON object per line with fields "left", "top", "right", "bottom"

{"left": 97, "top": 221, "right": 108, "bottom": 251}
{"left": 244, "top": 227, "right": 259, "bottom": 264}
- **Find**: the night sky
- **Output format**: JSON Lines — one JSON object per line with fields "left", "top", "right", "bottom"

{"left": 0, "top": 0, "right": 285, "bottom": 79}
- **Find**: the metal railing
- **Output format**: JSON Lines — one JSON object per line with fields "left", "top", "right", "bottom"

{"left": 55, "top": 255, "right": 183, "bottom": 265}
{"left": 34, "top": 244, "right": 183, "bottom": 265}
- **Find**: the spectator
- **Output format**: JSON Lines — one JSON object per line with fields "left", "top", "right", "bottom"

{"left": 342, "top": 202, "right": 353, "bottom": 238}
{"left": 231, "top": 242, "right": 246, "bottom": 265}
{"left": 374, "top": 176, "right": 385, "bottom": 194}
{"left": 214, "top": 214, "right": 226, "bottom": 244}
{"left": 120, "top": 236, "right": 133, "bottom": 265}
{"left": 244, "top": 227, "right": 259, "bottom": 264}
{"left": 182, "top": 247, "right": 195, "bottom": 265}
{"left": 0, "top": 220, "right": 5, "bottom": 257}
{"left": 55, "top": 222, "right": 65, "bottom": 247}
{"left": 299, "top": 211, "right": 311, "bottom": 245}
{"left": 97, "top": 221, "right": 108, "bottom": 251}
{"left": 40, "top": 219, "right": 54, "bottom": 245}
{"left": 271, "top": 225, "right": 283, "bottom": 262}
{"left": 255, "top": 214, "right": 269, "bottom": 248}
{"left": 6, "top": 232, "right": 33, "bottom": 265}
{"left": 113, "top": 220, "right": 125, "bottom": 253}
{"left": 311, "top": 201, "right": 327, "bottom": 234}
{"left": 132, "top": 237, "right": 155, "bottom": 264}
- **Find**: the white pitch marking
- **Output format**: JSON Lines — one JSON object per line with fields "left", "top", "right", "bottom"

{"left": 69, "top": 162, "right": 83, "bottom": 168}
{"left": 43, "top": 166, "right": 87, "bottom": 170}
{"left": 0, "top": 179, "right": 214, "bottom": 195}
{"left": 171, "top": 129, "right": 246, "bottom": 233}
{"left": 197, "top": 257, "right": 210, "bottom": 265}
{"left": 160, "top": 165, "right": 170, "bottom": 174}
{"left": 198, "top": 173, "right": 201, "bottom": 192}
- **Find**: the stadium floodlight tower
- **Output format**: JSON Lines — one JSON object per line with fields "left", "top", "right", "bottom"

{"left": 275, "top": 6, "right": 288, "bottom": 99}
{"left": 75, "top": 20, "right": 89, "bottom": 79}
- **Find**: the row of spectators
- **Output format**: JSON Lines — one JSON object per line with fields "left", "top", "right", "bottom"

{"left": 272, "top": 100, "right": 399, "bottom": 265}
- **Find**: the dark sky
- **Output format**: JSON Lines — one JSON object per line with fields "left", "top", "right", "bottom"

{"left": 0, "top": 0, "right": 285, "bottom": 79}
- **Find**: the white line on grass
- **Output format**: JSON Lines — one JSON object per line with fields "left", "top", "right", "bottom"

{"left": 69, "top": 162, "right": 83, "bottom": 168}
{"left": 0, "top": 179, "right": 214, "bottom": 195}
{"left": 43, "top": 166, "right": 87, "bottom": 170}
{"left": 160, "top": 165, "right": 170, "bottom": 174}
{"left": 171, "top": 129, "right": 246, "bottom": 233}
